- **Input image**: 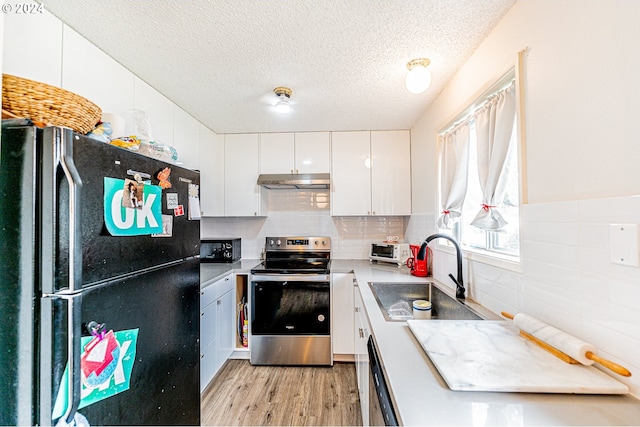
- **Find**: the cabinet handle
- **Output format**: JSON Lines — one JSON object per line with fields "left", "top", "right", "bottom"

{"left": 359, "top": 328, "right": 364, "bottom": 338}
{"left": 291, "top": 169, "right": 294, "bottom": 174}
{"left": 217, "top": 300, "right": 221, "bottom": 305}
{"left": 355, "top": 307, "right": 360, "bottom": 312}
{"left": 295, "top": 169, "right": 298, "bottom": 174}
{"left": 372, "top": 211, "right": 376, "bottom": 215}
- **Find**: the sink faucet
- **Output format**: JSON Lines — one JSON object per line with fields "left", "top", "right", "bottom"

{"left": 417, "top": 233, "right": 465, "bottom": 300}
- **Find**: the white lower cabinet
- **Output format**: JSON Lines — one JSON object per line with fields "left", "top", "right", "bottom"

{"left": 215, "top": 290, "right": 234, "bottom": 370}
{"left": 332, "top": 273, "right": 355, "bottom": 356}
{"left": 354, "top": 282, "right": 371, "bottom": 426}
{"left": 200, "top": 274, "right": 235, "bottom": 392}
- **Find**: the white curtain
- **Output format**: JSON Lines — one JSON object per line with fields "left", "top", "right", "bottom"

{"left": 471, "top": 81, "right": 517, "bottom": 230}
{"left": 436, "top": 122, "right": 470, "bottom": 229}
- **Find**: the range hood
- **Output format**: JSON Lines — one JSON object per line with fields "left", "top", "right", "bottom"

{"left": 257, "top": 173, "right": 330, "bottom": 190}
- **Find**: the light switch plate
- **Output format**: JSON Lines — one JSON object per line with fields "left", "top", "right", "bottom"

{"left": 609, "top": 224, "right": 639, "bottom": 267}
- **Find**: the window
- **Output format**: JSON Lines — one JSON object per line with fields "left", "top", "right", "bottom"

{"left": 454, "top": 118, "right": 519, "bottom": 258}
{"left": 437, "top": 70, "right": 521, "bottom": 262}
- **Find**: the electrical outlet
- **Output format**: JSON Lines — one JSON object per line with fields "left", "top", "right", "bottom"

{"left": 609, "top": 224, "right": 639, "bottom": 267}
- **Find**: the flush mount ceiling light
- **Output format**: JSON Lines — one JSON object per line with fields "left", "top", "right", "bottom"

{"left": 274, "top": 86, "right": 292, "bottom": 113}
{"left": 405, "top": 58, "right": 431, "bottom": 94}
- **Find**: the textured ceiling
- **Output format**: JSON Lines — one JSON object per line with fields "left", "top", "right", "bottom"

{"left": 38, "top": 0, "right": 516, "bottom": 134}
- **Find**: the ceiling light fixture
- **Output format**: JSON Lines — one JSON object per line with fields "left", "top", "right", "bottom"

{"left": 274, "top": 86, "right": 292, "bottom": 113}
{"left": 405, "top": 58, "right": 431, "bottom": 94}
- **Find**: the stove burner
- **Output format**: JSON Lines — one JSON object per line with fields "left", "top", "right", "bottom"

{"left": 251, "top": 236, "right": 331, "bottom": 275}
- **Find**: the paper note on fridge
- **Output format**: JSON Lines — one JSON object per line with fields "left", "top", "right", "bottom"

{"left": 52, "top": 328, "right": 139, "bottom": 421}
{"left": 104, "top": 177, "right": 163, "bottom": 236}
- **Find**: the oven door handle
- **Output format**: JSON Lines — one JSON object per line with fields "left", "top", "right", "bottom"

{"left": 251, "top": 274, "right": 330, "bottom": 282}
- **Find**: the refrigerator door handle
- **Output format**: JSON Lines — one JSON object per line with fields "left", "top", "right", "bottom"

{"left": 58, "top": 129, "right": 84, "bottom": 423}
{"left": 61, "top": 294, "right": 83, "bottom": 425}
{"left": 58, "top": 128, "right": 83, "bottom": 292}
{"left": 40, "top": 128, "right": 84, "bottom": 425}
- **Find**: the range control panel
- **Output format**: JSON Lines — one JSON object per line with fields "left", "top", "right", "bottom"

{"left": 265, "top": 236, "right": 331, "bottom": 252}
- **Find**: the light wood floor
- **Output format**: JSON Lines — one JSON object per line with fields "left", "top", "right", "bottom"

{"left": 201, "top": 359, "right": 363, "bottom": 426}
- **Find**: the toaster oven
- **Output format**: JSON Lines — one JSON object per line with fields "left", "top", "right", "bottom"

{"left": 369, "top": 242, "right": 410, "bottom": 266}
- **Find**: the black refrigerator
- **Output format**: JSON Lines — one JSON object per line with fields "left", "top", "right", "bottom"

{"left": 0, "top": 123, "right": 201, "bottom": 425}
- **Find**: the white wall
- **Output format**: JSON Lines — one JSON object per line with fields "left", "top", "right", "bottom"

{"left": 409, "top": 0, "right": 640, "bottom": 395}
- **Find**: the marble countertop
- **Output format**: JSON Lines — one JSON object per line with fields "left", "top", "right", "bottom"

{"left": 407, "top": 319, "right": 628, "bottom": 394}
{"left": 199, "top": 259, "right": 640, "bottom": 425}
{"left": 339, "top": 259, "right": 640, "bottom": 426}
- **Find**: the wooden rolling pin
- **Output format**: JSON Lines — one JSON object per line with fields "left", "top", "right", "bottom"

{"left": 501, "top": 311, "right": 631, "bottom": 377}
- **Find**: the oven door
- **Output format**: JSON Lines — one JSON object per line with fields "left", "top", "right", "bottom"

{"left": 249, "top": 274, "right": 332, "bottom": 365}
{"left": 250, "top": 274, "right": 330, "bottom": 335}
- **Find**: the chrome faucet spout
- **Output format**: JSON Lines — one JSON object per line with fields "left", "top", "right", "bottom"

{"left": 417, "top": 233, "right": 465, "bottom": 300}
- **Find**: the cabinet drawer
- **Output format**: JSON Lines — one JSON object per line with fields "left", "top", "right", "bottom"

{"left": 200, "top": 284, "right": 218, "bottom": 309}
{"left": 200, "top": 339, "right": 218, "bottom": 392}
{"left": 218, "top": 274, "right": 234, "bottom": 296}
{"left": 201, "top": 273, "right": 233, "bottom": 308}
{"left": 200, "top": 301, "right": 217, "bottom": 349}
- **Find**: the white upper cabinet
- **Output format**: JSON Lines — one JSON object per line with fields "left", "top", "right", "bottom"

{"left": 62, "top": 26, "right": 135, "bottom": 131}
{"left": 371, "top": 130, "right": 412, "bottom": 216}
{"left": 260, "top": 132, "right": 330, "bottom": 174}
{"left": 331, "top": 131, "right": 372, "bottom": 216}
{"left": 173, "top": 106, "right": 201, "bottom": 170}
{"left": 259, "top": 133, "right": 295, "bottom": 174}
{"left": 294, "top": 132, "right": 330, "bottom": 173}
{"left": 133, "top": 77, "right": 174, "bottom": 146}
{"left": 224, "top": 134, "right": 266, "bottom": 216}
{"left": 331, "top": 130, "right": 411, "bottom": 216}
{"left": 3, "top": 9, "right": 63, "bottom": 86}
{"left": 200, "top": 128, "right": 225, "bottom": 217}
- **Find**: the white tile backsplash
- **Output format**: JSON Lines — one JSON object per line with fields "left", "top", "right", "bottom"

{"left": 201, "top": 189, "right": 410, "bottom": 259}
{"left": 426, "top": 195, "right": 640, "bottom": 396}
{"left": 201, "top": 192, "right": 640, "bottom": 395}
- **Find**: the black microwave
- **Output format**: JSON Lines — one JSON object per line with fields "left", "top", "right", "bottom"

{"left": 200, "top": 238, "right": 241, "bottom": 263}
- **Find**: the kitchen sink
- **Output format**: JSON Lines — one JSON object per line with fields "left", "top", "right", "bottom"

{"left": 368, "top": 282, "right": 488, "bottom": 321}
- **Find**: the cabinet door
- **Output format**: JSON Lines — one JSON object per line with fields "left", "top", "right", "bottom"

{"left": 215, "top": 289, "right": 235, "bottom": 372}
{"left": 295, "top": 132, "right": 330, "bottom": 173}
{"left": 200, "top": 301, "right": 218, "bottom": 392}
{"left": 332, "top": 273, "right": 355, "bottom": 355}
{"left": 331, "top": 131, "right": 371, "bottom": 216}
{"left": 224, "top": 134, "right": 264, "bottom": 216}
{"left": 133, "top": 77, "right": 174, "bottom": 146}
{"left": 173, "top": 106, "right": 201, "bottom": 170}
{"left": 200, "top": 129, "right": 225, "bottom": 217}
{"left": 62, "top": 25, "right": 135, "bottom": 131}
{"left": 3, "top": 9, "right": 63, "bottom": 86}
{"left": 260, "top": 133, "right": 295, "bottom": 174}
{"left": 354, "top": 284, "right": 370, "bottom": 426}
{"left": 200, "top": 299, "right": 217, "bottom": 351}
{"left": 371, "top": 130, "right": 412, "bottom": 215}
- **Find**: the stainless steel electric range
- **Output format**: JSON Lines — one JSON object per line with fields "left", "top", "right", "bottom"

{"left": 249, "top": 236, "right": 332, "bottom": 366}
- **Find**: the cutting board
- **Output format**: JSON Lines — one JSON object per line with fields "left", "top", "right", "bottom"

{"left": 407, "top": 320, "right": 629, "bottom": 394}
